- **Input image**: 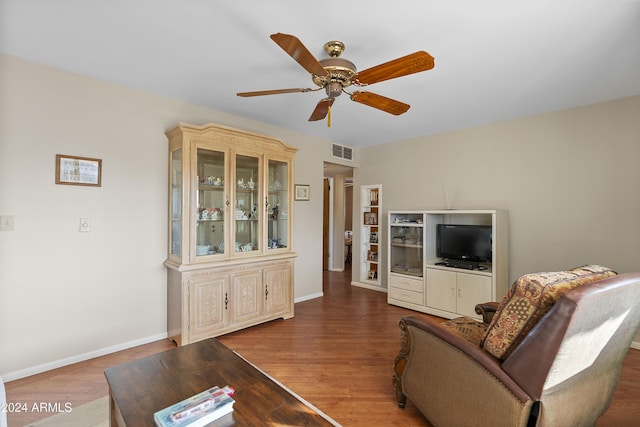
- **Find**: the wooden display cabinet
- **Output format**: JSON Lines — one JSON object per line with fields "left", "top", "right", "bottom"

{"left": 164, "top": 123, "right": 297, "bottom": 345}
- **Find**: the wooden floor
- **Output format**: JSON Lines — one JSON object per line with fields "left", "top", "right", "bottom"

{"left": 5, "top": 268, "right": 640, "bottom": 426}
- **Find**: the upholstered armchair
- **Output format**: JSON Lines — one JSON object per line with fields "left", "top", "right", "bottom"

{"left": 393, "top": 266, "right": 640, "bottom": 427}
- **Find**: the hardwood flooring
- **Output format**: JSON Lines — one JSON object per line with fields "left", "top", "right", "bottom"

{"left": 5, "top": 268, "right": 640, "bottom": 426}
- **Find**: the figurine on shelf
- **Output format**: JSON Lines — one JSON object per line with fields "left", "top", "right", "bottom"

{"left": 211, "top": 208, "right": 222, "bottom": 220}
{"left": 247, "top": 177, "right": 255, "bottom": 190}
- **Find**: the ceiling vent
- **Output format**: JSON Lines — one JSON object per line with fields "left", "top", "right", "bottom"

{"left": 331, "top": 143, "right": 353, "bottom": 161}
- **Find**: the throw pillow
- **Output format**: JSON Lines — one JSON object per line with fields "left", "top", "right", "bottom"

{"left": 480, "top": 265, "right": 616, "bottom": 360}
{"left": 440, "top": 317, "right": 487, "bottom": 346}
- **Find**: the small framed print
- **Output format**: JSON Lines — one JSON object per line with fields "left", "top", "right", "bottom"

{"left": 364, "top": 212, "right": 378, "bottom": 225}
{"left": 295, "top": 184, "right": 310, "bottom": 201}
{"left": 55, "top": 154, "right": 102, "bottom": 187}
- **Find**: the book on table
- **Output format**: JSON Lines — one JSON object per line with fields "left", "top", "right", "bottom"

{"left": 154, "top": 385, "right": 235, "bottom": 427}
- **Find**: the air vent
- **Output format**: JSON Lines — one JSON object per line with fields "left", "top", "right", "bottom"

{"left": 331, "top": 143, "right": 353, "bottom": 161}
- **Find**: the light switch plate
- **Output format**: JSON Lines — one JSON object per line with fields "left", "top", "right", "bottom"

{"left": 0, "top": 215, "right": 15, "bottom": 231}
{"left": 79, "top": 218, "right": 91, "bottom": 232}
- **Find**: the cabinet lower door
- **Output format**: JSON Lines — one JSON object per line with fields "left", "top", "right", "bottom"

{"left": 188, "top": 272, "right": 230, "bottom": 341}
{"left": 230, "top": 269, "right": 263, "bottom": 326}
{"left": 264, "top": 262, "right": 292, "bottom": 317}
{"left": 426, "top": 268, "right": 457, "bottom": 313}
{"left": 456, "top": 273, "right": 492, "bottom": 318}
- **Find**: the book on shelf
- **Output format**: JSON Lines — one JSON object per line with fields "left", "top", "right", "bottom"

{"left": 154, "top": 385, "right": 235, "bottom": 427}
{"left": 369, "top": 189, "right": 378, "bottom": 205}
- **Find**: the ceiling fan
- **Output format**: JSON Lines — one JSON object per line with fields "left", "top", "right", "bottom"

{"left": 237, "top": 33, "right": 435, "bottom": 123}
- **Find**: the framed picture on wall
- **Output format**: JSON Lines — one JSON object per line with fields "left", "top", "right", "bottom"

{"left": 55, "top": 154, "right": 102, "bottom": 187}
{"left": 295, "top": 184, "right": 310, "bottom": 201}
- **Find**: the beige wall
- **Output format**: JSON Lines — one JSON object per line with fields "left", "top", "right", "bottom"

{"left": 354, "top": 95, "right": 640, "bottom": 345}
{"left": 0, "top": 54, "right": 352, "bottom": 379}
{"left": 1, "top": 53, "right": 637, "bottom": 378}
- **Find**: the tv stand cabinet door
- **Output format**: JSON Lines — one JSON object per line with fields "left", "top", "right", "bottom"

{"left": 426, "top": 268, "right": 456, "bottom": 313}
{"left": 456, "top": 272, "right": 491, "bottom": 318}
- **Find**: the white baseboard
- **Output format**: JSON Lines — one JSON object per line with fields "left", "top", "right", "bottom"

{"left": 3, "top": 332, "right": 168, "bottom": 382}
{"left": 4, "top": 294, "right": 327, "bottom": 382}
{"left": 350, "top": 281, "right": 388, "bottom": 293}
{"left": 631, "top": 341, "right": 640, "bottom": 351}
{"left": 295, "top": 292, "right": 324, "bottom": 303}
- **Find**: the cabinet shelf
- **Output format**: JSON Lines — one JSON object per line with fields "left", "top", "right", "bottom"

{"left": 391, "top": 268, "right": 423, "bottom": 277}
{"left": 391, "top": 243, "right": 423, "bottom": 249}
{"left": 425, "top": 262, "right": 493, "bottom": 276}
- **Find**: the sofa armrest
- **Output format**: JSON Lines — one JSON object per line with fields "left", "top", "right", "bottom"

{"left": 397, "top": 315, "right": 530, "bottom": 403}
{"left": 475, "top": 301, "right": 500, "bottom": 324}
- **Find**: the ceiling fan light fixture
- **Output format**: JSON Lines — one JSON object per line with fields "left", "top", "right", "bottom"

{"left": 326, "top": 81, "right": 343, "bottom": 98}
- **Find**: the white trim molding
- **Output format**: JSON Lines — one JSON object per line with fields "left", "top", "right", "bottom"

{"left": 2, "top": 333, "right": 168, "bottom": 382}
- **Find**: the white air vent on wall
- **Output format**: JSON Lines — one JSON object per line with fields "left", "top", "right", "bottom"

{"left": 331, "top": 143, "right": 353, "bottom": 161}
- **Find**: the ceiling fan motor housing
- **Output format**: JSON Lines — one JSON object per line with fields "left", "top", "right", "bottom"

{"left": 312, "top": 57, "right": 358, "bottom": 96}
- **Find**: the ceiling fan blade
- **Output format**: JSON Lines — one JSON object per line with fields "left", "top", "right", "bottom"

{"left": 350, "top": 91, "right": 410, "bottom": 115}
{"left": 270, "top": 33, "right": 329, "bottom": 77}
{"left": 308, "top": 98, "right": 335, "bottom": 121}
{"left": 237, "top": 88, "right": 313, "bottom": 97}
{"left": 355, "top": 51, "right": 434, "bottom": 85}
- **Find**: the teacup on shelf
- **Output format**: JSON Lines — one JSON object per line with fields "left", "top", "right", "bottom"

{"left": 196, "top": 245, "right": 210, "bottom": 255}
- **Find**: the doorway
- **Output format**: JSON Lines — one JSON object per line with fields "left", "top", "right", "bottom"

{"left": 322, "top": 162, "right": 354, "bottom": 278}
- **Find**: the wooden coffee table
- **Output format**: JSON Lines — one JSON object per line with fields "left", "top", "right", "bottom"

{"left": 104, "top": 338, "right": 338, "bottom": 426}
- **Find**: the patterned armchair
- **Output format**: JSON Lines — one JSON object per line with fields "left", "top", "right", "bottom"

{"left": 393, "top": 266, "right": 640, "bottom": 427}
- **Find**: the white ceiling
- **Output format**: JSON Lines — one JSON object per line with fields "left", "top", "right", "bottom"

{"left": 1, "top": 0, "right": 639, "bottom": 148}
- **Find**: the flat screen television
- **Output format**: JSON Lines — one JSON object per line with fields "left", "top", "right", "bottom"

{"left": 436, "top": 224, "right": 492, "bottom": 263}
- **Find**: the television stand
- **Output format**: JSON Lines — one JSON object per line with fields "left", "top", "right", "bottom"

{"left": 387, "top": 209, "right": 508, "bottom": 321}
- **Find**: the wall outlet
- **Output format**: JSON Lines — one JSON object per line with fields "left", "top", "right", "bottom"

{"left": 0, "top": 215, "right": 15, "bottom": 231}
{"left": 79, "top": 218, "right": 91, "bottom": 232}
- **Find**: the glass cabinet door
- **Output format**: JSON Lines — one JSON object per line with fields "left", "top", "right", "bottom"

{"left": 196, "top": 148, "right": 226, "bottom": 257}
{"left": 390, "top": 224, "right": 424, "bottom": 277}
{"left": 234, "top": 154, "right": 260, "bottom": 254}
{"left": 267, "top": 159, "right": 289, "bottom": 251}
{"left": 169, "top": 148, "right": 182, "bottom": 259}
